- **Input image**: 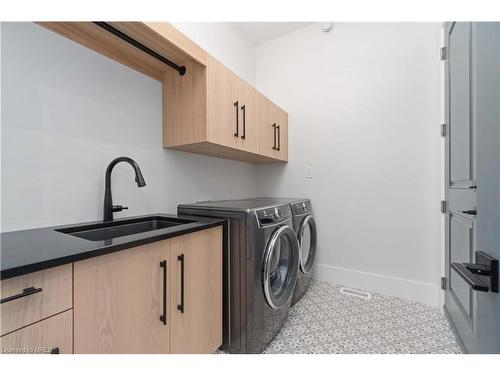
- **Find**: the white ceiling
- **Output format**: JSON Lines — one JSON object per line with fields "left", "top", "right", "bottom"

{"left": 230, "top": 22, "right": 313, "bottom": 45}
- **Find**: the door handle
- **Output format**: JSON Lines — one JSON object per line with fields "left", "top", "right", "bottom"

{"left": 233, "top": 101, "right": 239, "bottom": 137}
{"left": 272, "top": 123, "right": 277, "bottom": 150}
{"left": 276, "top": 124, "right": 281, "bottom": 151}
{"left": 177, "top": 254, "right": 185, "bottom": 313}
{"left": 50, "top": 347, "right": 60, "bottom": 354}
{"left": 451, "top": 251, "right": 498, "bottom": 293}
{"left": 451, "top": 263, "right": 489, "bottom": 292}
{"left": 241, "top": 104, "right": 246, "bottom": 139}
{"left": 462, "top": 209, "right": 477, "bottom": 215}
{"left": 0, "top": 286, "right": 42, "bottom": 304}
{"left": 159, "top": 260, "right": 167, "bottom": 325}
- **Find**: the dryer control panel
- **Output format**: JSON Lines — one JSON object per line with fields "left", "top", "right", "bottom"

{"left": 291, "top": 199, "right": 312, "bottom": 215}
{"left": 255, "top": 204, "right": 291, "bottom": 227}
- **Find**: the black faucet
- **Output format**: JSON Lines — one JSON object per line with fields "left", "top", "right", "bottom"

{"left": 103, "top": 157, "right": 146, "bottom": 222}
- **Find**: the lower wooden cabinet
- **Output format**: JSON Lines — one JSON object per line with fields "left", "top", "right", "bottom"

{"left": 73, "top": 226, "right": 222, "bottom": 354}
{"left": 170, "top": 227, "right": 223, "bottom": 353}
{"left": 0, "top": 310, "right": 73, "bottom": 354}
{"left": 73, "top": 240, "right": 171, "bottom": 353}
{"left": 0, "top": 264, "right": 73, "bottom": 336}
{"left": 0, "top": 227, "right": 222, "bottom": 354}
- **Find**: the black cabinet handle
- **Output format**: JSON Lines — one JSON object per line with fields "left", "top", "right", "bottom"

{"left": 272, "top": 123, "right": 277, "bottom": 150}
{"left": 234, "top": 101, "right": 239, "bottom": 137}
{"left": 462, "top": 209, "right": 477, "bottom": 215}
{"left": 1, "top": 286, "right": 42, "bottom": 304}
{"left": 276, "top": 124, "right": 281, "bottom": 151}
{"left": 160, "top": 260, "right": 167, "bottom": 325}
{"left": 177, "top": 254, "right": 185, "bottom": 313}
{"left": 50, "top": 347, "right": 60, "bottom": 354}
{"left": 241, "top": 104, "right": 246, "bottom": 139}
{"left": 469, "top": 185, "right": 477, "bottom": 189}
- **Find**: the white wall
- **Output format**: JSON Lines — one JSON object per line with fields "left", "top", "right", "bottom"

{"left": 173, "top": 22, "right": 255, "bottom": 84}
{"left": 254, "top": 23, "right": 443, "bottom": 305}
{"left": 1, "top": 22, "right": 444, "bottom": 306}
{"left": 0, "top": 22, "right": 256, "bottom": 232}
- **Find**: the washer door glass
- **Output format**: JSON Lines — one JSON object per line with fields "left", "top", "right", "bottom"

{"left": 263, "top": 225, "right": 299, "bottom": 309}
{"left": 298, "top": 215, "right": 317, "bottom": 274}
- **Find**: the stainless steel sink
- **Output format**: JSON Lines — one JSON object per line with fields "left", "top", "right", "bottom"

{"left": 56, "top": 216, "right": 195, "bottom": 241}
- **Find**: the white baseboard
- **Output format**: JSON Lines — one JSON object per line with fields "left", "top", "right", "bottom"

{"left": 313, "top": 263, "right": 441, "bottom": 307}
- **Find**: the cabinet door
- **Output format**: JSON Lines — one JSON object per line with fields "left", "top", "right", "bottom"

{"left": 207, "top": 56, "right": 241, "bottom": 149}
{"left": 0, "top": 264, "right": 72, "bottom": 336}
{"left": 259, "top": 95, "right": 277, "bottom": 158}
{"left": 73, "top": 241, "right": 171, "bottom": 353}
{"left": 275, "top": 105, "right": 289, "bottom": 161}
{"left": 238, "top": 80, "right": 259, "bottom": 153}
{"left": 170, "top": 227, "right": 222, "bottom": 354}
{"left": 259, "top": 95, "right": 288, "bottom": 161}
{"left": 0, "top": 310, "right": 73, "bottom": 354}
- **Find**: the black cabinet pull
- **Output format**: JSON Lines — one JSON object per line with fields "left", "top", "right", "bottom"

{"left": 276, "top": 124, "right": 281, "bottom": 151}
{"left": 160, "top": 260, "right": 167, "bottom": 325}
{"left": 0, "top": 286, "right": 42, "bottom": 304}
{"left": 50, "top": 347, "right": 60, "bottom": 354}
{"left": 234, "top": 101, "right": 239, "bottom": 137}
{"left": 469, "top": 185, "right": 477, "bottom": 189}
{"left": 272, "top": 123, "right": 277, "bottom": 150}
{"left": 241, "top": 104, "right": 246, "bottom": 139}
{"left": 462, "top": 209, "right": 477, "bottom": 215}
{"left": 177, "top": 254, "right": 185, "bottom": 313}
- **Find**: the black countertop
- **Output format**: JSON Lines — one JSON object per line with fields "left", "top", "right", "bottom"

{"left": 0, "top": 213, "right": 225, "bottom": 280}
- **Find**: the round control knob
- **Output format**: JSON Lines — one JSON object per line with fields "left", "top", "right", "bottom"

{"left": 274, "top": 207, "right": 280, "bottom": 218}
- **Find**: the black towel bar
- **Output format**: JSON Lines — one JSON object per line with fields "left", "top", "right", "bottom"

{"left": 94, "top": 22, "right": 187, "bottom": 76}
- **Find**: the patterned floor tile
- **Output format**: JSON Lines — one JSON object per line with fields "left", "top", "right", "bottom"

{"left": 220, "top": 280, "right": 463, "bottom": 354}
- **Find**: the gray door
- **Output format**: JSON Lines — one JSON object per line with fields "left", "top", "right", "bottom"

{"left": 444, "top": 22, "right": 500, "bottom": 353}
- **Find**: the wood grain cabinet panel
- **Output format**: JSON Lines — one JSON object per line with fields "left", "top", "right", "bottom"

{"left": 207, "top": 55, "right": 241, "bottom": 150}
{"left": 0, "top": 310, "right": 73, "bottom": 354}
{"left": 73, "top": 241, "right": 171, "bottom": 354}
{"left": 170, "top": 227, "right": 222, "bottom": 354}
{"left": 72, "top": 227, "right": 222, "bottom": 354}
{"left": 259, "top": 96, "right": 288, "bottom": 161}
{"left": 274, "top": 105, "right": 289, "bottom": 161}
{"left": 238, "top": 79, "right": 260, "bottom": 154}
{"left": 0, "top": 264, "right": 72, "bottom": 336}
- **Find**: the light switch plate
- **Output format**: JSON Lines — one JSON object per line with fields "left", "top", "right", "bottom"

{"left": 305, "top": 167, "right": 312, "bottom": 179}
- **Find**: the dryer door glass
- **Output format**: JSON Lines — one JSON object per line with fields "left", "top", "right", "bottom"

{"left": 263, "top": 225, "right": 299, "bottom": 309}
{"left": 298, "top": 215, "right": 317, "bottom": 274}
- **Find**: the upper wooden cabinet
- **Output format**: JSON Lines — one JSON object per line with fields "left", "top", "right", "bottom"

{"left": 259, "top": 96, "right": 289, "bottom": 161}
{"left": 38, "top": 22, "right": 288, "bottom": 163}
{"left": 163, "top": 55, "right": 284, "bottom": 162}
{"left": 204, "top": 56, "right": 260, "bottom": 155}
